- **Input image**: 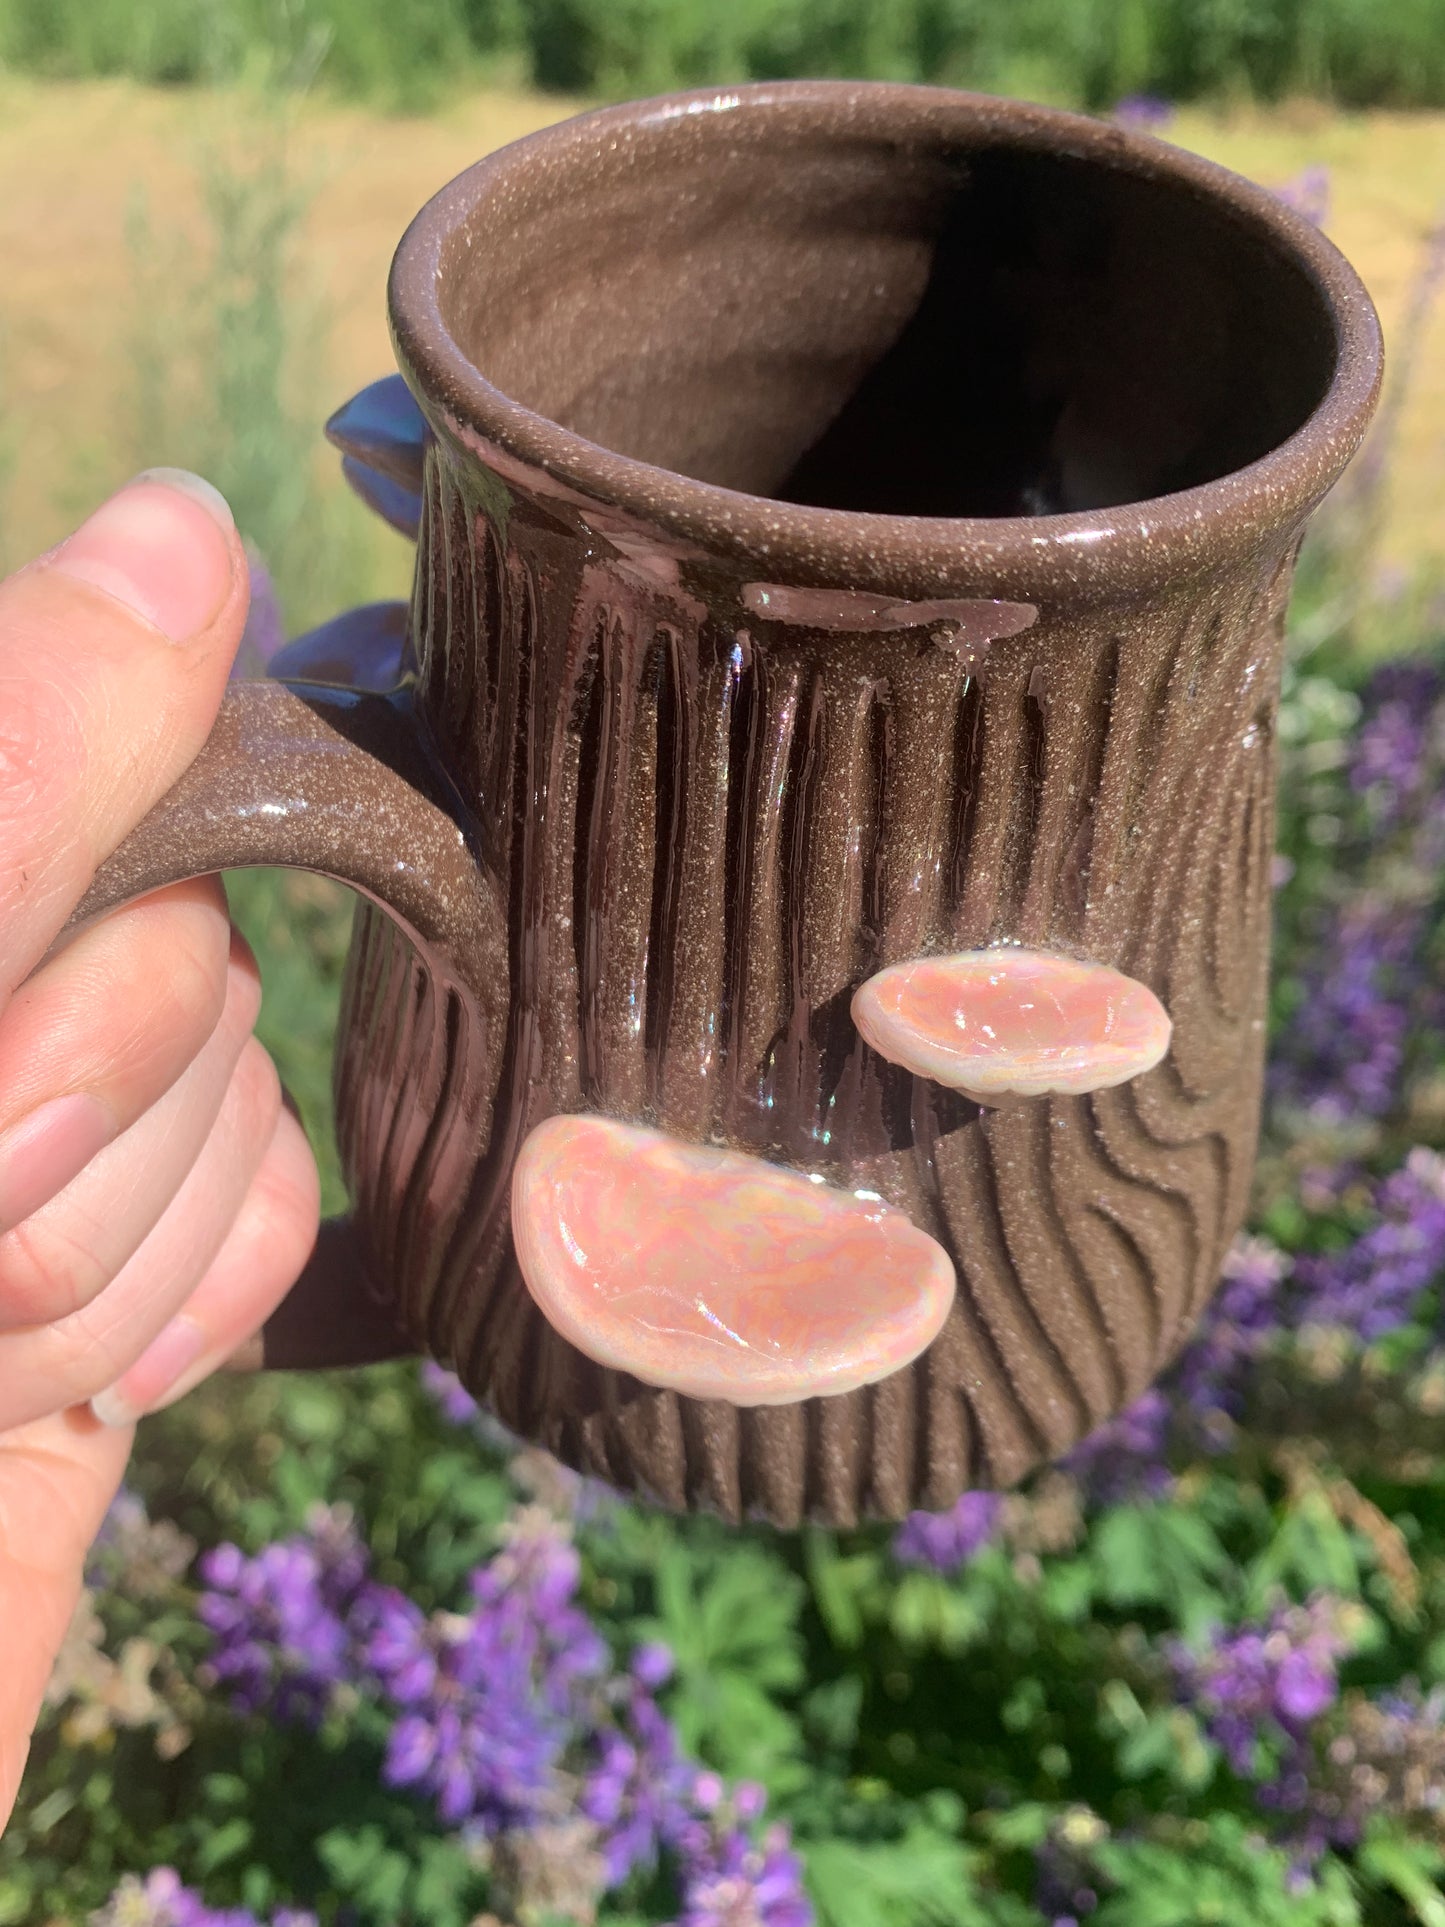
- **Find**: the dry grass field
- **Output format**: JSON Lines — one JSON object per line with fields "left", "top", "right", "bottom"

{"left": 0, "top": 77, "right": 1441, "bottom": 603}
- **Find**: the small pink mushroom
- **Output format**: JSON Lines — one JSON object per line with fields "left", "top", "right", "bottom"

{"left": 511, "top": 1115, "right": 956, "bottom": 1405}
{"left": 851, "top": 949, "right": 1171, "bottom": 1104}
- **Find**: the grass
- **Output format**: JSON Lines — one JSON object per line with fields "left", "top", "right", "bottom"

{"left": 4, "top": 0, "right": 1445, "bottom": 110}
{"left": 7, "top": 64, "right": 1445, "bottom": 1927}
{"left": 0, "top": 77, "right": 1439, "bottom": 600}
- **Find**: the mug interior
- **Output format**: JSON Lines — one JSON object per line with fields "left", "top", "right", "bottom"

{"left": 435, "top": 98, "right": 1340, "bottom": 520}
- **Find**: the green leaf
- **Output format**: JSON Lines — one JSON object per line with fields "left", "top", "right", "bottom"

{"left": 1247, "top": 1491, "right": 1361, "bottom": 1605}
{"left": 805, "top": 1823, "right": 1011, "bottom": 1927}
{"left": 193, "top": 1815, "right": 253, "bottom": 1875}
{"left": 1091, "top": 1504, "right": 1230, "bottom": 1630}
{"left": 1358, "top": 1828, "right": 1445, "bottom": 1927}
{"left": 1092, "top": 1817, "right": 1360, "bottom": 1927}
{"left": 805, "top": 1528, "right": 882, "bottom": 1649}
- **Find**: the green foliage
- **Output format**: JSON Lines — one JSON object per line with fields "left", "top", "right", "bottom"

{"left": 121, "top": 74, "right": 389, "bottom": 637}
{"left": 1089, "top": 1816, "right": 1362, "bottom": 1924}
{"left": 7, "top": 32, "right": 1445, "bottom": 1927}
{"left": 3, "top": 0, "right": 1445, "bottom": 107}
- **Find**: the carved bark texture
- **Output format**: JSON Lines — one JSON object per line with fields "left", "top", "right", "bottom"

{"left": 334, "top": 445, "right": 1293, "bottom": 1525}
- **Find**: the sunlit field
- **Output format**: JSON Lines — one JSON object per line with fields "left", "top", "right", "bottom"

{"left": 8, "top": 65, "right": 1445, "bottom": 1927}
{"left": 0, "top": 79, "right": 1442, "bottom": 591}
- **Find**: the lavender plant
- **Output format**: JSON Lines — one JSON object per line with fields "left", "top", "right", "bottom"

{"left": 8, "top": 151, "right": 1445, "bottom": 1927}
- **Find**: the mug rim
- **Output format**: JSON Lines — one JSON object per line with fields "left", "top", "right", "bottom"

{"left": 388, "top": 80, "right": 1383, "bottom": 602}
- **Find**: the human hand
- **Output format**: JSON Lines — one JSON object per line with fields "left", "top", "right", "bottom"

{"left": 0, "top": 473, "right": 321, "bottom": 1826}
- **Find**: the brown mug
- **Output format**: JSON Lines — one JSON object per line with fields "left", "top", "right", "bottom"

{"left": 81, "top": 81, "right": 1381, "bottom": 1526}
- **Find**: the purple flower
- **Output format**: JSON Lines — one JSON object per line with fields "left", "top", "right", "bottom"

{"left": 1273, "top": 165, "right": 1331, "bottom": 227}
{"left": 579, "top": 1643, "right": 695, "bottom": 1886}
{"left": 1169, "top": 1234, "right": 1290, "bottom": 1439}
{"left": 1064, "top": 1388, "right": 1174, "bottom": 1502}
{"left": 420, "top": 1360, "right": 484, "bottom": 1427}
{"left": 1349, "top": 661, "right": 1443, "bottom": 825}
{"left": 631, "top": 1640, "right": 675, "bottom": 1691}
{"left": 365, "top": 1508, "right": 608, "bottom": 1833}
{"left": 893, "top": 1491, "right": 1003, "bottom": 1572}
{"left": 1112, "top": 94, "right": 1173, "bottom": 131}
{"left": 90, "top": 1869, "right": 315, "bottom": 1927}
{"left": 1271, "top": 895, "right": 1423, "bottom": 1126}
{"left": 582, "top": 1687, "right": 690, "bottom": 1885}
{"left": 678, "top": 1815, "right": 814, "bottom": 1927}
{"left": 1293, "top": 1147, "right": 1445, "bottom": 1342}
{"left": 197, "top": 1528, "right": 362, "bottom": 1726}
{"left": 1276, "top": 1649, "right": 1338, "bottom": 1725}
{"left": 1172, "top": 1596, "right": 1353, "bottom": 1803}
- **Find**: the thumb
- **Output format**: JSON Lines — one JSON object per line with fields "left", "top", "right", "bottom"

{"left": 0, "top": 470, "right": 249, "bottom": 1005}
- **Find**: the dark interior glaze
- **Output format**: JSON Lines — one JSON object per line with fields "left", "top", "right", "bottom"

{"left": 439, "top": 121, "right": 1337, "bottom": 518}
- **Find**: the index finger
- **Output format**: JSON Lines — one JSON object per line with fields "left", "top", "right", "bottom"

{"left": 0, "top": 472, "right": 248, "bottom": 1005}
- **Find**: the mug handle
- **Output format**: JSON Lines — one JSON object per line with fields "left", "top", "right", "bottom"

{"left": 69, "top": 641, "right": 505, "bottom": 1371}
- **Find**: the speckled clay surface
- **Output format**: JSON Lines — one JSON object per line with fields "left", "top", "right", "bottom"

{"left": 84, "top": 82, "right": 1382, "bottom": 1524}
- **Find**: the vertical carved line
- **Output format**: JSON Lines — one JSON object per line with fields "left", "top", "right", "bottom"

{"left": 450, "top": 497, "right": 485, "bottom": 798}
{"left": 1043, "top": 1095, "right": 1166, "bottom": 1395}
{"left": 581, "top": 609, "right": 631, "bottom": 1107}
{"left": 1005, "top": 661, "right": 1050, "bottom": 934}
{"left": 860, "top": 680, "right": 891, "bottom": 964}
{"left": 716, "top": 638, "right": 763, "bottom": 1133}
{"left": 799, "top": 675, "right": 869, "bottom": 1011}
{"left": 739, "top": 1407, "right": 807, "bottom": 1529}
{"left": 433, "top": 466, "right": 470, "bottom": 772}
{"left": 347, "top": 919, "right": 418, "bottom": 1294}
{"left": 946, "top": 671, "right": 986, "bottom": 930}
{"left": 572, "top": 610, "right": 608, "bottom": 1108}
{"left": 477, "top": 514, "right": 506, "bottom": 798}
{"left": 736, "top": 655, "right": 805, "bottom": 1142}
{"left": 657, "top": 630, "right": 743, "bottom": 1133}
{"left": 950, "top": 643, "right": 1032, "bottom": 945}
{"left": 372, "top": 959, "right": 436, "bottom": 1296}
{"left": 1083, "top": 606, "right": 1194, "bottom": 959}
{"left": 595, "top": 615, "right": 651, "bottom": 1115}
{"left": 862, "top": 1370, "right": 915, "bottom": 1522}
{"left": 644, "top": 628, "right": 688, "bottom": 1114}
{"left": 610, "top": 1387, "right": 689, "bottom": 1513}
{"left": 876, "top": 649, "right": 969, "bottom": 964}
{"left": 1022, "top": 632, "right": 1121, "bottom": 941}
{"left": 392, "top": 984, "right": 469, "bottom": 1336}
{"left": 410, "top": 452, "right": 438, "bottom": 687}
{"left": 680, "top": 1400, "right": 742, "bottom": 1519}
{"left": 814, "top": 1392, "right": 870, "bottom": 1529}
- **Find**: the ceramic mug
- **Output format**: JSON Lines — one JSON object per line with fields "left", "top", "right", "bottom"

{"left": 82, "top": 81, "right": 1382, "bottom": 1526}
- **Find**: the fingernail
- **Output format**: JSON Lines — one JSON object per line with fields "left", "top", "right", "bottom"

{"left": 50, "top": 470, "right": 236, "bottom": 643}
{"left": 91, "top": 1314, "right": 210, "bottom": 1428}
{"left": 0, "top": 1092, "right": 118, "bottom": 1236}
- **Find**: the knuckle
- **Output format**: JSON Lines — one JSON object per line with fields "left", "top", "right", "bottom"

{"left": 0, "top": 1210, "right": 107, "bottom": 1330}
{"left": 90, "top": 906, "right": 232, "bottom": 1089}
{"left": 224, "top": 949, "right": 264, "bottom": 1037}
{"left": 233, "top": 1038, "right": 282, "bottom": 1138}
{"left": 253, "top": 1114, "right": 321, "bottom": 1247}
{"left": 150, "top": 909, "right": 232, "bottom": 1045}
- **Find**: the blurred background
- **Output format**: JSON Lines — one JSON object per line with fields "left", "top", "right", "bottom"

{"left": 6, "top": 6, "right": 1445, "bottom": 1926}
